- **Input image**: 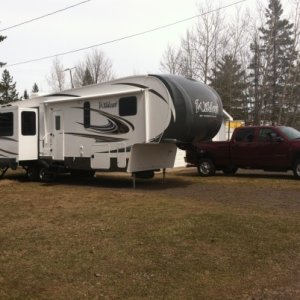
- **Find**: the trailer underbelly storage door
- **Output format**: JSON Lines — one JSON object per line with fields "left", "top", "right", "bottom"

{"left": 91, "top": 144, "right": 110, "bottom": 169}
{"left": 18, "top": 108, "right": 38, "bottom": 161}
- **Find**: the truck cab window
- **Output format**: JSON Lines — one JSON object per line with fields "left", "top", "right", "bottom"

{"left": 22, "top": 111, "right": 36, "bottom": 136}
{"left": 119, "top": 96, "right": 137, "bottom": 116}
{"left": 235, "top": 128, "right": 255, "bottom": 142}
{"left": 0, "top": 112, "right": 13, "bottom": 136}
{"left": 259, "top": 128, "right": 279, "bottom": 142}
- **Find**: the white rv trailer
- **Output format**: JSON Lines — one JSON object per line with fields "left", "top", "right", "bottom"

{"left": 0, "top": 74, "right": 223, "bottom": 181}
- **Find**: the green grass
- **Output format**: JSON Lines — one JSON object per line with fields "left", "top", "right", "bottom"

{"left": 0, "top": 169, "right": 300, "bottom": 299}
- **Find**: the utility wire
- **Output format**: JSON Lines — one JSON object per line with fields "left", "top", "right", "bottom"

{"left": 0, "top": 0, "right": 92, "bottom": 32}
{"left": 6, "top": 0, "right": 247, "bottom": 68}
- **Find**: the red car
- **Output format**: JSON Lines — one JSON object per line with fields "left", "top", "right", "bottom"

{"left": 185, "top": 126, "right": 300, "bottom": 179}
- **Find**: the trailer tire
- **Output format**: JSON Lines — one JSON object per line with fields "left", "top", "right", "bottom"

{"left": 39, "top": 167, "right": 48, "bottom": 182}
{"left": 197, "top": 158, "right": 215, "bottom": 176}
{"left": 39, "top": 167, "right": 55, "bottom": 182}
{"left": 27, "top": 166, "right": 39, "bottom": 181}
{"left": 293, "top": 159, "right": 300, "bottom": 179}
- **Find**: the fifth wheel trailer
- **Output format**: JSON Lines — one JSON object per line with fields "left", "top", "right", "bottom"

{"left": 0, "top": 74, "right": 223, "bottom": 181}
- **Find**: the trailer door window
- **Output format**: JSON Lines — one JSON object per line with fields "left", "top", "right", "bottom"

{"left": 119, "top": 96, "right": 137, "bottom": 116}
{"left": 21, "top": 111, "right": 36, "bottom": 136}
{"left": 0, "top": 112, "right": 13, "bottom": 136}
{"left": 55, "top": 115, "right": 61, "bottom": 130}
{"left": 84, "top": 102, "right": 90, "bottom": 128}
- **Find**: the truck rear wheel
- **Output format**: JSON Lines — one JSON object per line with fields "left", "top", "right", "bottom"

{"left": 197, "top": 158, "right": 215, "bottom": 176}
{"left": 293, "top": 159, "right": 300, "bottom": 179}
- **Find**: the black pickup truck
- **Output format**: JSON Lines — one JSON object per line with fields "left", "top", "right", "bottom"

{"left": 185, "top": 126, "right": 300, "bottom": 179}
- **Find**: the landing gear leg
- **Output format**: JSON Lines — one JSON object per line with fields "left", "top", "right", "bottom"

{"left": 0, "top": 167, "right": 8, "bottom": 178}
{"left": 162, "top": 168, "right": 166, "bottom": 183}
{"left": 132, "top": 173, "right": 136, "bottom": 189}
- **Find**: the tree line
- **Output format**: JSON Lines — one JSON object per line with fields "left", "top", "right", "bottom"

{"left": 1, "top": 0, "right": 299, "bottom": 129}
{"left": 160, "top": 0, "right": 300, "bottom": 129}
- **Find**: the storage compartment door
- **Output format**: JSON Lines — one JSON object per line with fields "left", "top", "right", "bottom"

{"left": 18, "top": 109, "right": 38, "bottom": 161}
{"left": 91, "top": 144, "right": 110, "bottom": 169}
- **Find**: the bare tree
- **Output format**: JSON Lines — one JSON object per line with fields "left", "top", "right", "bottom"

{"left": 160, "top": 0, "right": 228, "bottom": 83}
{"left": 194, "top": 1, "right": 228, "bottom": 83}
{"left": 47, "top": 57, "right": 66, "bottom": 92}
{"left": 160, "top": 44, "right": 182, "bottom": 74}
{"left": 73, "top": 49, "right": 114, "bottom": 87}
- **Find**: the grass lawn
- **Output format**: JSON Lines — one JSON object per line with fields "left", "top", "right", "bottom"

{"left": 0, "top": 169, "right": 300, "bottom": 299}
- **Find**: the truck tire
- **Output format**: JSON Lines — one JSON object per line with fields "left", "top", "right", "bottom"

{"left": 197, "top": 158, "right": 215, "bottom": 177}
{"left": 293, "top": 159, "right": 300, "bottom": 179}
{"left": 222, "top": 166, "right": 238, "bottom": 175}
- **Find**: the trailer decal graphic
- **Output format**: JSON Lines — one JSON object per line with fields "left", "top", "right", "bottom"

{"left": 0, "top": 137, "right": 18, "bottom": 142}
{"left": 73, "top": 107, "right": 134, "bottom": 135}
{"left": 114, "top": 83, "right": 168, "bottom": 104}
{"left": 114, "top": 82, "right": 176, "bottom": 122}
{"left": 0, "top": 148, "right": 18, "bottom": 155}
{"left": 64, "top": 132, "right": 127, "bottom": 143}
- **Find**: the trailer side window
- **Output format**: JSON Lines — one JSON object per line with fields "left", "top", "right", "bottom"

{"left": 0, "top": 112, "right": 13, "bottom": 136}
{"left": 84, "top": 102, "right": 90, "bottom": 128}
{"left": 119, "top": 96, "right": 137, "bottom": 116}
{"left": 21, "top": 111, "right": 36, "bottom": 136}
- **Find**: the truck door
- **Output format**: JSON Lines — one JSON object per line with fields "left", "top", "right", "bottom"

{"left": 257, "top": 128, "right": 289, "bottom": 168}
{"left": 231, "top": 127, "right": 256, "bottom": 167}
{"left": 52, "top": 111, "right": 64, "bottom": 160}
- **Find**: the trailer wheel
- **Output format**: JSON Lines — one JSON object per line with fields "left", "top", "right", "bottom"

{"left": 197, "top": 158, "right": 215, "bottom": 176}
{"left": 293, "top": 159, "right": 300, "bottom": 179}
{"left": 39, "top": 167, "right": 55, "bottom": 182}
{"left": 39, "top": 167, "right": 47, "bottom": 182}
{"left": 27, "top": 166, "right": 39, "bottom": 181}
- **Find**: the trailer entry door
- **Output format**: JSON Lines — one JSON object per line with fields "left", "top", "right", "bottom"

{"left": 18, "top": 108, "right": 38, "bottom": 161}
{"left": 52, "top": 111, "right": 64, "bottom": 160}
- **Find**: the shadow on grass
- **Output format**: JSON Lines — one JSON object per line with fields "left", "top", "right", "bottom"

{"left": 173, "top": 167, "right": 296, "bottom": 181}
{"left": 4, "top": 170, "right": 192, "bottom": 190}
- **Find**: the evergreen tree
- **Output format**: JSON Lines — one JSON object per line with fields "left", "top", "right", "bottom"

{"left": 0, "top": 34, "right": 6, "bottom": 68}
{"left": 259, "top": 0, "right": 297, "bottom": 124}
{"left": 23, "top": 90, "right": 29, "bottom": 100}
{"left": 249, "top": 32, "right": 263, "bottom": 125}
{"left": 210, "top": 55, "right": 248, "bottom": 120}
{"left": 285, "top": 61, "right": 300, "bottom": 129}
{"left": 32, "top": 83, "right": 39, "bottom": 93}
{"left": 0, "top": 69, "right": 19, "bottom": 104}
{"left": 82, "top": 68, "right": 94, "bottom": 86}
